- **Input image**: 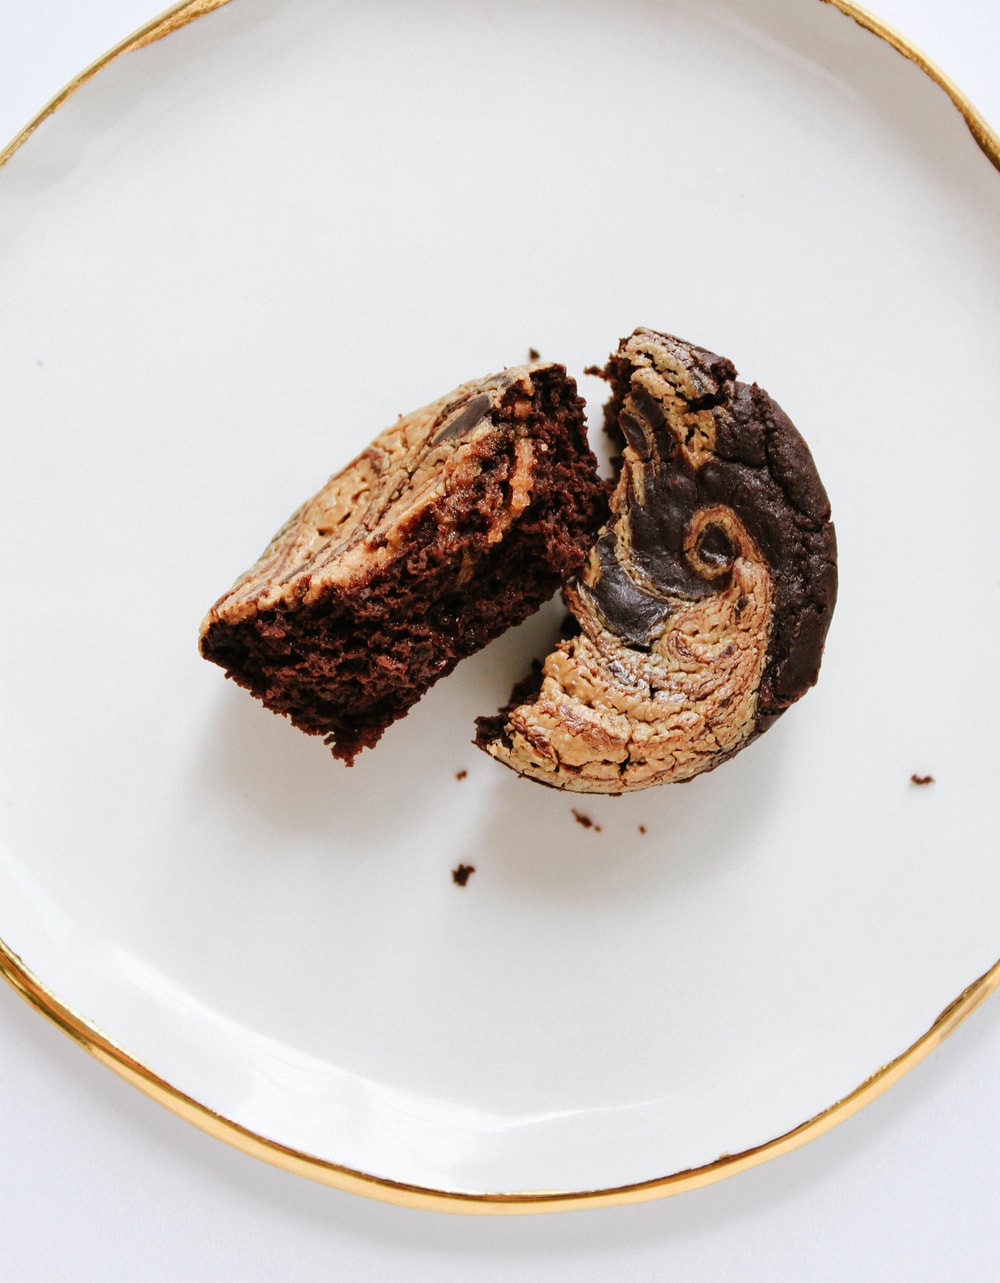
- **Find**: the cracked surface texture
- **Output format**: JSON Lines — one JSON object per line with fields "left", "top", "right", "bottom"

{"left": 476, "top": 329, "right": 838, "bottom": 793}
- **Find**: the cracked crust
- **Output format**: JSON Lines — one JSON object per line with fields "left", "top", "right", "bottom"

{"left": 475, "top": 329, "right": 838, "bottom": 793}
{"left": 199, "top": 363, "right": 607, "bottom": 761}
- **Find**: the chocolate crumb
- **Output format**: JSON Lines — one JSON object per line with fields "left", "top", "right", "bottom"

{"left": 572, "top": 809, "right": 601, "bottom": 832}
{"left": 638, "top": 824, "right": 646, "bottom": 834}
{"left": 455, "top": 769, "right": 468, "bottom": 781}
{"left": 910, "top": 774, "right": 935, "bottom": 786}
{"left": 528, "top": 347, "right": 541, "bottom": 361}
{"left": 583, "top": 364, "right": 605, "bottom": 378}
{"left": 452, "top": 863, "right": 475, "bottom": 886}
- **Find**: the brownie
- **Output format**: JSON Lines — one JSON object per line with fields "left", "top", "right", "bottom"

{"left": 200, "top": 364, "right": 607, "bottom": 762}
{"left": 476, "top": 329, "right": 838, "bottom": 793}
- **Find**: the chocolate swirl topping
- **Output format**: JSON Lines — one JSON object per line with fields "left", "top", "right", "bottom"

{"left": 476, "top": 328, "right": 838, "bottom": 792}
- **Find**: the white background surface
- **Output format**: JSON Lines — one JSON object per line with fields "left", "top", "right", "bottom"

{"left": 1, "top": 1, "right": 998, "bottom": 1278}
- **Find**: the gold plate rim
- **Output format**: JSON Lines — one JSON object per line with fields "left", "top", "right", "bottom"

{"left": 1, "top": 0, "right": 998, "bottom": 1215}
{"left": 1, "top": 0, "right": 998, "bottom": 173}
{"left": 2, "top": 933, "right": 997, "bottom": 1214}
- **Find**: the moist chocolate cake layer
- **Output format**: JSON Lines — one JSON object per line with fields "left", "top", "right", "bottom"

{"left": 200, "top": 363, "right": 607, "bottom": 762}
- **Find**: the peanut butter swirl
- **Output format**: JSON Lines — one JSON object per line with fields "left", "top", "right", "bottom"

{"left": 198, "top": 360, "right": 606, "bottom": 763}
{"left": 476, "top": 329, "right": 838, "bottom": 793}
{"left": 200, "top": 366, "right": 543, "bottom": 632}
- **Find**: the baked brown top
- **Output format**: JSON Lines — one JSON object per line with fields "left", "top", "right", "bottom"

{"left": 201, "top": 364, "right": 563, "bottom": 631}
{"left": 476, "top": 329, "right": 838, "bottom": 793}
{"left": 199, "top": 362, "right": 606, "bottom": 762}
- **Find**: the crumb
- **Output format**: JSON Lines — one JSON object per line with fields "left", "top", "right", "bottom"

{"left": 528, "top": 346, "right": 541, "bottom": 361}
{"left": 452, "top": 863, "right": 475, "bottom": 886}
{"left": 638, "top": 824, "right": 646, "bottom": 834}
{"left": 583, "top": 364, "right": 605, "bottom": 378}
{"left": 572, "top": 808, "right": 602, "bottom": 832}
{"left": 455, "top": 769, "right": 468, "bottom": 781}
{"left": 910, "top": 773, "right": 935, "bottom": 786}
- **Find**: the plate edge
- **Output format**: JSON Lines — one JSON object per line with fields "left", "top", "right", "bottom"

{"left": 0, "top": 0, "right": 234, "bottom": 170}
{"left": 1, "top": 2, "right": 998, "bottom": 173}
{"left": 1, "top": 933, "right": 997, "bottom": 1214}
{"left": 821, "top": 0, "right": 1000, "bottom": 168}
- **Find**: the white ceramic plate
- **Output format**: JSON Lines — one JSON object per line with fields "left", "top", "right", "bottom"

{"left": 1, "top": 0, "right": 998, "bottom": 1211}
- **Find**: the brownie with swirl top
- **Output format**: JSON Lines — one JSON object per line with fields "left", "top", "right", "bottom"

{"left": 199, "top": 364, "right": 607, "bottom": 762}
{"left": 475, "top": 329, "right": 838, "bottom": 792}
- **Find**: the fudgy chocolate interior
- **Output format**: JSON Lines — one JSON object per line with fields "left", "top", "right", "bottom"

{"left": 200, "top": 366, "right": 606, "bottom": 762}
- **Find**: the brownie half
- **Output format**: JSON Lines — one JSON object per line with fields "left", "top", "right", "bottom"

{"left": 475, "top": 329, "right": 838, "bottom": 793}
{"left": 199, "top": 364, "right": 606, "bottom": 762}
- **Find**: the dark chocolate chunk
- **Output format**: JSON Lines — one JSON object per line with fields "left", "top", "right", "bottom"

{"left": 432, "top": 392, "right": 492, "bottom": 445}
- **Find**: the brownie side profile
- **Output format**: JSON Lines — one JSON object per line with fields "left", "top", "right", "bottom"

{"left": 199, "top": 364, "right": 607, "bottom": 762}
{"left": 476, "top": 329, "right": 838, "bottom": 793}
